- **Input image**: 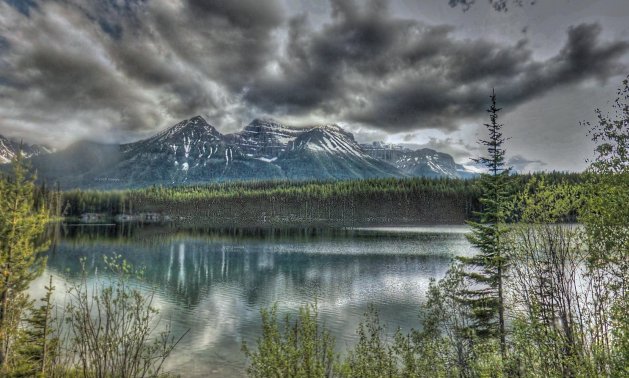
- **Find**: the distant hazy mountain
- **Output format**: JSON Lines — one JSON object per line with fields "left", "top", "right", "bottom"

{"left": 14, "top": 116, "right": 477, "bottom": 188}
{"left": 28, "top": 141, "right": 121, "bottom": 188}
{"left": 361, "top": 142, "right": 478, "bottom": 179}
{"left": 0, "top": 135, "right": 52, "bottom": 164}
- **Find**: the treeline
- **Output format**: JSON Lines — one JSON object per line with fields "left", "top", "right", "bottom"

{"left": 55, "top": 172, "right": 585, "bottom": 226}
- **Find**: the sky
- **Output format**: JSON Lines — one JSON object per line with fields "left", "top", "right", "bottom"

{"left": 0, "top": 0, "right": 628, "bottom": 172}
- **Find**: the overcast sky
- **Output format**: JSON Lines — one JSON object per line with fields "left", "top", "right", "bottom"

{"left": 1, "top": 0, "right": 628, "bottom": 171}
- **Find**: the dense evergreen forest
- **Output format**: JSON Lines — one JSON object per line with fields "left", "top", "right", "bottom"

{"left": 53, "top": 172, "right": 584, "bottom": 227}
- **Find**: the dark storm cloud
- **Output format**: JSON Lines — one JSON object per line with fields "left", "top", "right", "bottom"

{"left": 0, "top": 0, "right": 161, "bottom": 134}
{"left": 0, "top": 0, "right": 627, "bottom": 148}
{"left": 243, "top": 0, "right": 629, "bottom": 132}
{"left": 507, "top": 154, "right": 547, "bottom": 172}
{"left": 0, "top": 0, "right": 283, "bottom": 142}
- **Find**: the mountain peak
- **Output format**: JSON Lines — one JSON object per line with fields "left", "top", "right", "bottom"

{"left": 121, "top": 116, "right": 224, "bottom": 156}
{"left": 235, "top": 118, "right": 304, "bottom": 159}
{"left": 307, "top": 123, "right": 356, "bottom": 142}
{"left": 190, "top": 115, "right": 206, "bottom": 122}
{"left": 290, "top": 124, "right": 365, "bottom": 158}
{"left": 317, "top": 123, "right": 342, "bottom": 130}
{"left": 143, "top": 116, "right": 223, "bottom": 144}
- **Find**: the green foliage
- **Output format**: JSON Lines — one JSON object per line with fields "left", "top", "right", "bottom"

{"left": 340, "top": 308, "right": 398, "bottom": 378}
{"left": 0, "top": 153, "right": 50, "bottom": 372}
{"left": 242, "top": 303, "right": 337, "bottom": 378}
{"left": 506, "top": 179, "right": 595, "bottom": 377}
{"left": 580, "top": 75, "right": 629, "bottom": 376}
{"left": 57, "top": 173, "right": 588, "bottom": 228}
{"left": 406, "top": 271, "right": 475, "bottom": 377}
{"left": 63, "top": 254, "right": 186, "bottom": 378}
{"left": 11, "top": 275, "right": 58, "bottom": 377}
{"left": 59, "top": 177, "right": 481, "bottom": 227}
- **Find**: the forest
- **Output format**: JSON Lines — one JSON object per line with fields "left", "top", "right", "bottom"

{"left": 55, "top": 172, "right": 585, "bottom": 227}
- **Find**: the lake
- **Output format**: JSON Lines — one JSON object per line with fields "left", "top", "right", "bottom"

{"left": 30, "top": 224, "right": 474, "bottom": 377}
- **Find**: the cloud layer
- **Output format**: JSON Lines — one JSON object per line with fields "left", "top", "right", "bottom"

{"left": 0, "top": 0, "right": 627, "bottom": 154}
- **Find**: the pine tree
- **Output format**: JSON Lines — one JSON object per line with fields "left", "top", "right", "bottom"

{"left": 0, "top": 152, "right": 50, "bottom": 371}
{"left": 456, "top": 89, "right": 510, "bottom": 359}
{"left": 13, "top": 275, "right": 58, "bottom": 377}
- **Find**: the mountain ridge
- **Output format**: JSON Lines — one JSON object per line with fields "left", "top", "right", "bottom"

{"left": 2, "top": 116, "right": 477, "bottom": 188}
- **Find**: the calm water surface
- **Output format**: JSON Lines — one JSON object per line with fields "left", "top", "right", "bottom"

{"left": 30, "top": 224, "right": 473, "bottom": 377}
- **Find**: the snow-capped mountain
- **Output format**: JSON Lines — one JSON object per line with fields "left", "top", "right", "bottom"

{"left": 0, "top": 135, "right": 51, "bottom": 164}
{"left": 16, "top": 116, "right": 476, "bottom": 188}
{"left": 113, "top": 116, "right": 283, "bottom": 185}
{"left": 393, "top": 148, "right": 458, "bottom": 178}
{"left": 112, "top": 118, "right": 402, "bottom": 184}
{"left": 362, "top": 142, "right": 477, "bottom": 179}
{"left": 121, "top": 116, "right": 223, "bottom": 155}
{"left": 276, "top": 125, "right": 404, "bottom": 180}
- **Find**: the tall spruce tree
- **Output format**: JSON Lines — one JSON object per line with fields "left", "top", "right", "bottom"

{"left": 0, "top": 152, "right": 50, "bottom": 371}
{"left": 13, "top": 275, "right": 58, "bottom": 377}
{"left": 456, "top": 89, "right": 510, "bottom": 359}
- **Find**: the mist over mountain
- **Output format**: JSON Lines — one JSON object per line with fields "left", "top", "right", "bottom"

{"left": 2, "top": 117, "right": 478, "bottom": 188}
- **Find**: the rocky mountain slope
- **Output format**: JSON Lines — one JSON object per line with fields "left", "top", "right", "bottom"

{"left": 0, "top": 135, "right": 51, "bottom": 164}
{"left": 226, "top": 118, "right": 305, "bottom": 160}
{"left": 276, "top": 125, "right": 404, "bottom": 180}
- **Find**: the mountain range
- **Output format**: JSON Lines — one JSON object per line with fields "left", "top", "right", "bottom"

{"left": 0, "top": 116, "right": 477, "bottom": 188}
{"left": 0, "top": 135, "right": 52, "bottom": 164}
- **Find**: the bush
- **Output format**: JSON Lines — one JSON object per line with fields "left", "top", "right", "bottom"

{"left": 243, "top": 303, "right": 337, "bottom": 378}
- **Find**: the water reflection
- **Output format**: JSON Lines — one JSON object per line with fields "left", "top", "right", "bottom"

{"left": 40, "top": 225, "right": 473, "bottom": 377}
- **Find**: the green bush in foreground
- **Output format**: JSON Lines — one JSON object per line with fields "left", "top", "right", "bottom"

{"left": 242, "top": 303, "right": 336, "bottom": 378}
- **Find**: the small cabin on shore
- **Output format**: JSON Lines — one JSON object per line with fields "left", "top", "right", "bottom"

{"left": 141, "top": 212, "right": 162, "bottom": 222}
{"left": 80, "top": 213, "right": 107, "bottom": 222}
{"left": 115, "top": 214, "right": 138, "bottom": 222}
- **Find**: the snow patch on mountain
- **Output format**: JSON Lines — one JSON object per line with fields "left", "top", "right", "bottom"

{"left": 0, "top": 135, "right": 52, "bottom": 164}
{"left": 229, "top": 118, "right": 307, "bottom": 159}
{"left": 293, "top": 124, "right": 367, "bottom": 158}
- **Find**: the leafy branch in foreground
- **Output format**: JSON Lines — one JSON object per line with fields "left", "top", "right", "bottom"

{"left": 64, "top": 255, "right": 188, "bottom": 378}
{"left": 581, "top": 75, "right": 629, "bottom": 376}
